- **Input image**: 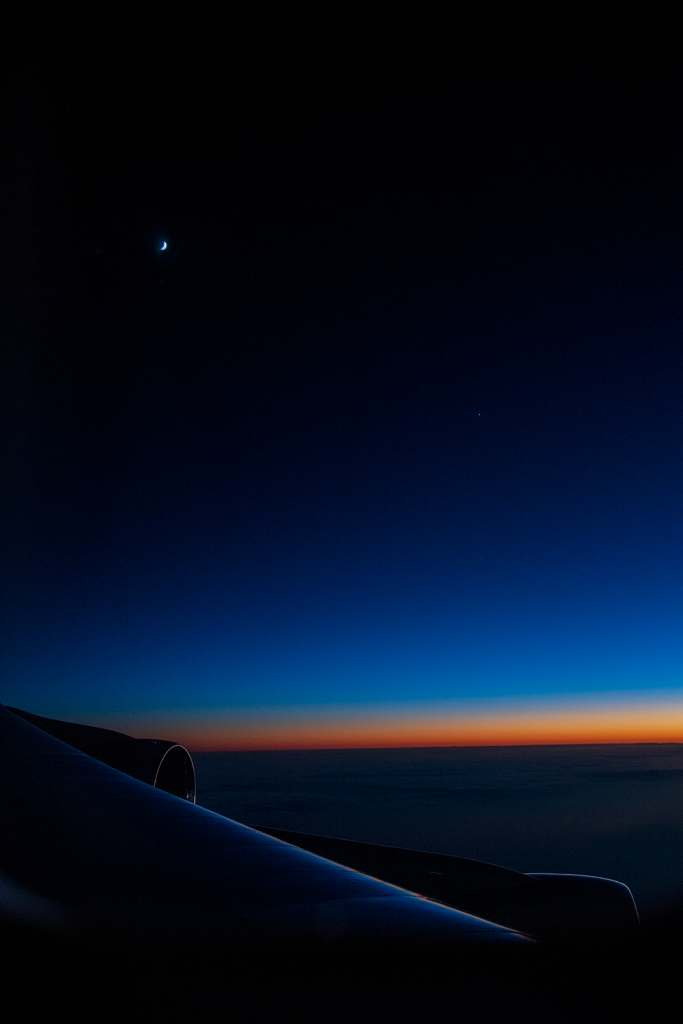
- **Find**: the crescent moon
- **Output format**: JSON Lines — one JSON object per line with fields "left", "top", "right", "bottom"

{"left": 160, "top": 241, "right": 167, "bottom": 251}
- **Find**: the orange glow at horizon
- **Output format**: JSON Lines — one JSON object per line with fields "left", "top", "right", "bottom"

{"left": 97, "top": 694, "right": 683, "bottom": 751}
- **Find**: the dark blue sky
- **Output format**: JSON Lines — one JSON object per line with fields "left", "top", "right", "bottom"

{"left": 3, "top": 26, "right": 683, "bottom": 741}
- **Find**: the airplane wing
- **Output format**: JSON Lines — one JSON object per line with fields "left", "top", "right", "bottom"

{"left": 0, "top": 703, "right": 530, "bottom": 944}
{"left": 0, "top": 703, "right": 638, "bottom": 943}
{"left": 0, "top": 703, "right": 660, "bottom": 1023}
{"left": 249, "top": 826, "right": 639, "bottom": 940}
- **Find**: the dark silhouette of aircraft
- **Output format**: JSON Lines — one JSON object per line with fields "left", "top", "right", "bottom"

{"left": 0, "top": 702, "right": 639, "bottom": 943}
{"left": 1, "top": 702, "right": 668, "bottom": 1021}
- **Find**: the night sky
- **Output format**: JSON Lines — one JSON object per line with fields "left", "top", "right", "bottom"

{"left": 3, "top": 24, "right": 683, "bottom": 747}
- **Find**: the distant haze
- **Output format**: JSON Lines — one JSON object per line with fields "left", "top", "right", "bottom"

{"left": 193, "top": 743, "right": 683, "bottom": 919}
{"left": 58, "top": 690, "right": 683, "bottom": 751}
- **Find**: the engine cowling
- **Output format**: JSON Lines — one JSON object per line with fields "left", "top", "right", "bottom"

{"left": 5, "top": 706, "right": 195, "bottom": 802}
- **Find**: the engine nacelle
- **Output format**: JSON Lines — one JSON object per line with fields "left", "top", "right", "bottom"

{"left": 5, "top": 706, "right": 195, "bottom": 802}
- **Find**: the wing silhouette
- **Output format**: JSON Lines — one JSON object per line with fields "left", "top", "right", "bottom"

{"left": 0, "top": 703, "right": 532, "bottom": 943}
{"left": 0, "top": 703, "right": 638, "bottom": 943}
{"left": 1, "top": 703, "right": 661, "bottom": 1022}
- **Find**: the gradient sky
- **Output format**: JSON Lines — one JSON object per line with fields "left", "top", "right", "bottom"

{"left": 3, "top": 26, "right": 683, "bottom": 746}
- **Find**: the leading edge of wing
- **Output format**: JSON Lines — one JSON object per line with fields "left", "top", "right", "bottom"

{"left": 0, "top": 705, "right": 531, "bottom": 945}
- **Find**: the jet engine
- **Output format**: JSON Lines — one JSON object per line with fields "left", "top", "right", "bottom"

{"left": 5, "top": 706, "right": 195, "bottom": 802}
